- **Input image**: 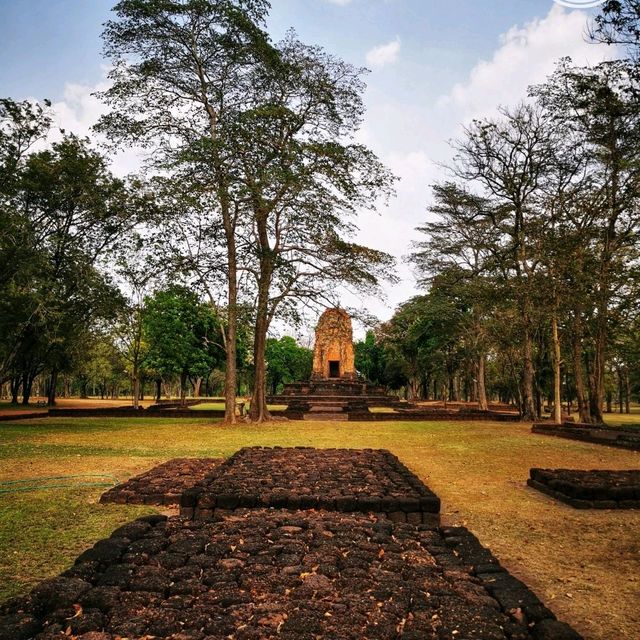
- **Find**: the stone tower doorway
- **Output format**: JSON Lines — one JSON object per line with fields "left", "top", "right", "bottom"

{"left": 329, "top": 360, "right": 340, "bottom": 378}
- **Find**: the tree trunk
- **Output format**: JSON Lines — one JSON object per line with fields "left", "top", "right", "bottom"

{"left": 521, "top": 316, "right": 537, "bottom": 420}
{"left": 618, "top": 368, "right": 624, "bottom": 414}
{"left": 155, "top": 378, "right": 162, "bottom": 402}
{"left": 250, "top": 311, "right": 271, "bottom": 422}
{"left": 222, "top": 210, "right": 238, "bottom": 425}
{"left": 10, "top": 376, "right": 20, "bottom": 404}
{"left": 551, "top": 314, "right": 562, "bottom": 425}
{"left": 625, "top": 367, "right": 631, "bottom": 414}
{"left": 193, "top": 377, "right": 202, "bottom": 398}
{"left": 21, "top": 371, "right": 34, "bottom": 405}
{"left": 587, "top": 355, "right": 604, "bottom": 423}
{"left": 249, "top": 206, "right": 275, "bottom": 423}
{"left": 572, "top": 314, "right": 591, "bottom": 424}
{"left": 132, "top": 366, "right": 140, "bottom": 410}
{"left": 47, "top": 369, "right": 58, "bottom": 406}
{"left": 477, "top": 354, "right": 488, "bottom": 411}
{"left": 180, "top": 371, "right": 187, "bottom": 407}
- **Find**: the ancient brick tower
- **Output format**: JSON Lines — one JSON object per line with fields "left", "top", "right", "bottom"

{"left": 312, "top": 308, "right": 357, "bottom": 380}
{"left": 267, "top": 307, "right": 408, "bottom": 419}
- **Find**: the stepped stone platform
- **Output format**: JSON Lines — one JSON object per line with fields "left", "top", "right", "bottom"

{"left": 0, "top": 511, "right": 581, "bottom": 640}
{"left": 99, "top": 458, "right": 224, "bottom": 506}
{"left": 532, "top": 421, "right": 640, "bottom": 451}
{"left": 528, "top": 468, "right": 640, "bottom": 509}
{"left": 269, "top": 379, "right": 412, "bottom": 420}
{"left": 180, "top": 447, "right": 440, "bottom": 526}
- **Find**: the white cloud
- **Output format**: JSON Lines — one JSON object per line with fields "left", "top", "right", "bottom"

{"left": 35, "top": 76, "right": 147, "bottom": 178}
{"left": 366, "top": 37, "right": 401, "bottom": 68}
{"left": 438, "top": 5, "right": 616, "bottom": 121}
{"left": 325, "top": 0, "right": 353, "bottom": 5}
{"left": 355, "top": 5, "right": 617, "bottom": 321}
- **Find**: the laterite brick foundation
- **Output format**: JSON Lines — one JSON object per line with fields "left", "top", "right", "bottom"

{"left": 180, "top": 447, "right": 441, "bottom": 527}
{"left": 528, "top": 468, "right": 640, "bottom": 509}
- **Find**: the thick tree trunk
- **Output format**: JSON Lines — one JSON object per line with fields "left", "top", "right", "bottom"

{"left": 179, "top": 371, "right": 187, "bottom": 407}
{"left": 618, "top": 368, "right": 624, "bottom": 414}
{"left": 572, "top": 314, "right": 591, "bottom": 424}
{"left": 47, "top": 369, "right": 58, "bottom": 407}
{"left": 521, "top": 316, "right": 537, "bottom": 420}
{"left": 193, "top": 377, "right": 202, "bottom": 398}
{"left": 249, "top": 208, "right": 274, "bottom": 423}
{"left": 589, "top": 325, "right": 606, "bottom": 423}
{"left": 249, "top": 310, "right": 271, "bottom": 422}
{"left": 478, "top": 355, "right": 488, "bottom": 411}
{"left": 625, "top": 368, "right": 631, "bottom": 414}
{"left": 223, "top": 212, "right": 238, "bottom": 425}
{"left": 132, "top": 366, "right": 140, "bottom": 410}
{"left": 587, "top": 358, "right": 604, "bottom": 424}
{"left": 155, "top": 378, "right": 162, "bottom": 402}
{"left": 21, "top": 371, "right": 34, "bottom": 405}
{"left": 551, "top": 314, "right": 562, "bottom": 425}
{"left": 11, "top": 377, "right": 20, "bottom": 404}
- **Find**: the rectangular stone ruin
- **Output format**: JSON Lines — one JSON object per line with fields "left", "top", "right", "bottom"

{"left": 532, "top": 422, "right": 640, "bottom": 451}
{"left": 180, "top": 446, "right": 441, "bottom": 527}
{"left": 528, "top": 468, "right": 640, "bottom": 509}
{"left": 100, "top": 458, "right": 223, "bottom": 506}
{"left": 0, "top": 511, "right": 581, "bottom": 640}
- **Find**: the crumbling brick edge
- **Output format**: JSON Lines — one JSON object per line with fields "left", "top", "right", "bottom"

{"left": 532, "top": 423, "right": 640, "bottom": 451}
{"left": 440, "top": 525, "right": 582, "bottom": 639}
{"left": 527, "top": 468, "right": 640, "bottom": 510}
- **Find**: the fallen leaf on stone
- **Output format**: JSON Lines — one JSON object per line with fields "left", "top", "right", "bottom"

{"left": 511, "top": 607, "right": 525, "bottom": 623}
{"left": 66, "top": 604, "right": 83, "bottom": 619}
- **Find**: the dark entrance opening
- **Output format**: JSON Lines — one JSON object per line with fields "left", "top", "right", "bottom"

{"left": 329, "top": 360, "right": 340, "bottom": 378}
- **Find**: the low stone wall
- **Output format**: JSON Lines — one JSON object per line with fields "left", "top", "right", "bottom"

{"left": 0, "top": 512, "right": 581, "bottom": 640}
{"left": 181, "top": 446, "right": 441, "bottom": 527}
{"left": 100, "top": 458, "right": 223, "bottom": 506}
{"left": 528, "top": 468, "right": 640, "bottom": 509}
{"left": 532, "top": 422, "right": 640, "bottom": 451}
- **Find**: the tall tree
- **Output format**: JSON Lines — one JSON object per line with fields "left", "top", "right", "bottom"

{"left": 231, "top": 33, "right": 396, "bottom": 421}
{"left": 97, "top": 0, "right": 277, "bottom": 423}
{"left": 533, "top": 59, "right": 640, "bottom": 422}
{"left": 447, "top": 105, "right": 555, "bottom": 419}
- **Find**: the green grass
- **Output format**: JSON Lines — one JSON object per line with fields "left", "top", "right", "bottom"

{"left": 190, "top": 402, "right": 287, "bottom": 411}
{"left": 189, "top": 402, "right": 226, "bottom": 410}
{"left": 0, "top": 415, "right": 639, "bottom": 639}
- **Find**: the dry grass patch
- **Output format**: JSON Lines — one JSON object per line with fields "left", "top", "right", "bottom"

{"left": 0, "top": 416, "right": 638, "bottom": 638}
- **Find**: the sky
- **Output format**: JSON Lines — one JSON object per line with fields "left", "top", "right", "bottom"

{"left": 0, "top": 0, "right": 616, "bottom": 332}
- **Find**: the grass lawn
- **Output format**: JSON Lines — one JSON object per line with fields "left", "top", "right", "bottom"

{"left": 1, "top": 416, "right": 639, "bottom": 639}
{"left": 189, "top": 402, "right": 288, "bottom": 412}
